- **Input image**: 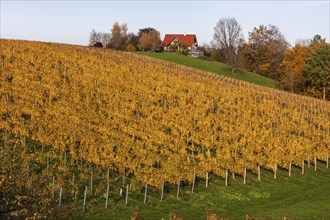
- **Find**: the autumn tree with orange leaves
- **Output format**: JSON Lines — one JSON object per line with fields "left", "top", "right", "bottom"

{"left": 279, "top": 44, "right": 311, "bottom": 93}
{"left": 138, "top": 29, "right": 161, "bottom": 51}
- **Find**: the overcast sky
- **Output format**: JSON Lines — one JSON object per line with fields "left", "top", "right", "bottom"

{"left": 1, "top": 1, "right": 329, "bottom": 46}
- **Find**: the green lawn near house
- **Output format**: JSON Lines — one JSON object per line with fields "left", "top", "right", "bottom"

{"left": 133, "top": 51, "right": 279, "bottom": 89}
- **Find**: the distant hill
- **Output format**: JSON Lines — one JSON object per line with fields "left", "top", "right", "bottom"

{"left": 134, "top": 51, "right": 279, "bottom": 88}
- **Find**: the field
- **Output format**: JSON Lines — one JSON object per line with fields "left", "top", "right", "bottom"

{"left": 74, "top": 165, "right": 330, "bottom": 219}
{"left": 0, "top": 40, "right": 329, "bottom": 219}
{"left": 4, "top": 138, "right": 330, "bottom": 220}
{"left": 133, "top": 51, "right": 278, "bottom": 88}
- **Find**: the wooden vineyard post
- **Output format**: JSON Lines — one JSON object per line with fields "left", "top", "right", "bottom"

{"left": 161, "top": 180, "right": 165, "bottom": 201}
{"left": 144, "top": 183, "right": 148, "bottom": 204}
{"left": 225, "top": 169, "right": 228, "bottom": 186}
{"left": 52, "top": 176, "right": 55, "bottom": 200}
{"left": 288, "top": 162, "right": 292, "bottom": 177}
{"left": 206, "top": 171, "right": 209, "bottom": 188}
{"left": 177, "top": 178, "right": 181, "bottom": 199}
{"left": 90, "top": 171, "right": 93, "bottom": 195}
{"left": 105, "top": 168, "right": 110, "bottom": 208}
{"left": 243, "top": 168, "right": 247, "bottom": 184}
{"left": 59, "top": 187, "right": 62, "bottom": 206}
{"left": 83, "top": 186, "right": 87, "bottom": 212}
{"left": 232, "top": 172, "right": 236, "bottom": 180}
{"left": 302, "top": 160, "right": 305, "bottom": 174}
{"left": 257, "top": 166, "right": 261, "bottom": 182}
{"left": 191, "top": 171, "right": 196, "bottom": 193}
{"left": 314, "top": 157, "right": 317, "bottom": 171}
{"left": 274, "top": 164, "right": 277, "bottom": 179}
{"left": 125, "top": 184, "right": 129, "bottom": 205}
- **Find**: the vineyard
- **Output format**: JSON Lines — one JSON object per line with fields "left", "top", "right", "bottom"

{"left": 0, "top": 39, "right": 329, "bottom": 219}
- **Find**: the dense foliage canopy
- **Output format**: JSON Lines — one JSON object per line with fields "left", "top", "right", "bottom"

{"left": 1, "top": 39, "right": 329, "bottom": 188}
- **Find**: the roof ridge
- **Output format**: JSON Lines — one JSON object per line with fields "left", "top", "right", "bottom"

{"left": 162, "top": 34, "right": 197, "bottom": 47}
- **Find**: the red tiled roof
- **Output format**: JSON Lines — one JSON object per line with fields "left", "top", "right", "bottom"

{"left": 162, "top": 34, "right": 197, "bottom": 47}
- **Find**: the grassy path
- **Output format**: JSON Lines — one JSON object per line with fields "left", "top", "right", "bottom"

{"left": 75, "top": 165, "right": 330, "bottom": 219}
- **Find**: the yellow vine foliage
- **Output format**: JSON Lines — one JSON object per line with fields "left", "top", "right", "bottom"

{"left": 0, "top": 39, "right": 329, "bottom": 187}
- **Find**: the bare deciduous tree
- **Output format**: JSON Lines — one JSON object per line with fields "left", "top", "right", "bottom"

{"left": 248, "top": 24, "right": 289, "bottom": 80}
{"left": 212, "top": 18, "right": 243, "bottom": 73}
{"left": 101, "top": 33, "right": 111, "bottom": 48}
{"left": 89, "top": 29, "right": 102, "bottom": 46}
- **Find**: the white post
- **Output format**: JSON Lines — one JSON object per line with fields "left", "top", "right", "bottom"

{"left": 274, "top": 164, "right": 277, "bottom": 179}
{"left": 243, "top": 168, "right": 247, "bottom": 184}
{"left": 106, "top": 166, "right": 110, "bottom": 207}
{"left": 105, "top": 182, "right": 109, "bottom": 208}
{"left": 225, "top": 169, "right": 228, "bottom": 186}
{"left": 206, "top": 171, "right": 209, "bottom": 188}
{"left": 161, "top": 180, "right": 165, "bottom": 201}
{"left": 59, "top": 187, "right": 62, "bottom": 206}
{"left": 308, "top": 156, "right": 310, "bottom": 168}
{"left": 42, "top": 143, "right": 45, "bottom": 159}
{"left": 123, "top": 166, "right": 126, "bottom": 184}
{"left": 257, "top": 166, "right": 261, "bottom": 182}
{"left": 90, "top": 171, "right": 93, "bottom": 195}
{"left": 191, "top": 171, "right": 196, "bottom": 193}
{"left": 302, "top": 160, "right": 305, "bottom": 174}
{"left": 52, "top": 176, "right": 55, "bottom": 200}
{"left": 83, "top": 186, "right": 87, "bottom": 212}
{"left": 314, "top": 157, "right": 317, "bottom": 171}
{"left": 125, "top": 184, "right": 129, "bottom": 205}
{"left": 47, "top": 157, "right": 49, "bottom": 171}
{"left": 72, "top": 173, "right": 75, "bottom": 199}
{"left": 177, "top": 178, "right": 180, "bottom": 199}
{"left": 64, "top": 151, "right": 67, "bottom": 167}
{"left": 144, "top": 183, "right": 148, "bottom": 204}
{"left": 289, "top": 162, "right": 292, "bottom": 177}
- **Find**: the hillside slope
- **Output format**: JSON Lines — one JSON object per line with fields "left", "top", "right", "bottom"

{"left": 134, "top": 51, "right": 278, "bottom": 88}
{"left": 0, "top": 40, "right": 329, "bottom": 219}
